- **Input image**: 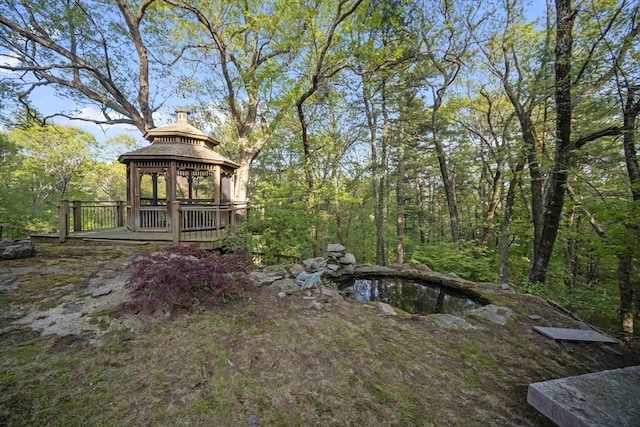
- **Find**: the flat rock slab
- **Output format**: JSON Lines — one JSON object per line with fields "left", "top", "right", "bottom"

{"left": 377, "top": 302, "right": 397, "bottom": 316}
{"left": 533, "top": 326, "right": 619, "bottom": 344}
{"left": 527, "top": 365, "right": 640, "bottom": 427}
{"left": 431, "top": 314, "right": 476, "bottom": 330}
{"left": 468, "top": 304, "right": 513, "bottom": 325}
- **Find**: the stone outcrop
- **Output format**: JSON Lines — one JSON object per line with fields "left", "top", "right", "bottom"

{"left": 1, "top": 239, "right": 35, "bottom": 260}
{"left": 467, "top": 304, "right": 514, "bottom": 325}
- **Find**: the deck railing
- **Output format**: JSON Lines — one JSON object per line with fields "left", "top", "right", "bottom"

{"left": 0, "top": 224, "right": 33, "bottom": 240}
{"left": 59, "top": 200, "right": 126, "bottom": 242}
{"left": 58, "top": 200, "right": 250, "bottom": 244}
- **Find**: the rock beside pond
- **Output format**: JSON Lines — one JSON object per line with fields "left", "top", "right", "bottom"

{"left": 1, "top": 239, "right": 35, "bottom": 260}
{"left": 298, "top": 243, "right": 357, "bottom": 279}
{"left": 467, "top": 304, "right": 513, "bottom": 325}
{"left": 431, "top": 314, "right": 477, "bottom": 330}
{"left": 326, "top": 243, "right": 346, "bottom": 253}
{"left": 354, "top": 265, "right": 396, "bottom": 275}
{"left": 339, "top": 253, "right": 356, "bottom": 265}
{"left": 324, "top": 244, "right": 357, "bottom": 278}
{"left": 302, "top": 257, "right": 326, "bottom": 270}
{"left": 378, "top": 302, "right": 397, "bottom": 316}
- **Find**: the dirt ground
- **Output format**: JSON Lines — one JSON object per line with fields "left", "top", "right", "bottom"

{"left": 1, "top": 243, "right": 638, "bottom": 426}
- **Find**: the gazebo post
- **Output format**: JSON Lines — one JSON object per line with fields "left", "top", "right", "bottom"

{"left": 129, "top": 163, "right": 139, "bottom": 231}
{"left": 187, "top": 170, "right": 194, "bottom": 200}
{"left": 151, "top": 173, "right": 158, "bottom": 205}
{"left": 171, "top": 201, "right": 180, "bottom": 244}
{"left": 212, "top": 166, "right": 219, "bottom": 204}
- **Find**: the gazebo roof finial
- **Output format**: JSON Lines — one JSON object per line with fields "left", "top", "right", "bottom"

{"left": 176, "top": 109, "right": 190, "bottom": 123}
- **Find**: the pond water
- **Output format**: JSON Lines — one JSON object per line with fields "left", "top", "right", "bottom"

{"left": 339, "top": 277, "right": 480, "bottom": 316}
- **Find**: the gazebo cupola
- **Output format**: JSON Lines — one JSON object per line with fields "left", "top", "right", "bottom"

{"left": 118, "top": 110, "right": 239, "bottom": 232}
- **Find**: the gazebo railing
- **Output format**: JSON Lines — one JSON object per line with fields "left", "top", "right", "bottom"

{"left": 173, "top": 201, "right": 250, "bottom": 243}
{"left": 59, "top": 200, "right": 126, "bottom": 241}
{"left": 58, "top": 200, "right": 250, "bottom": 244}
{"left": 139, "top": 206, "right": 167, "bottom": 230}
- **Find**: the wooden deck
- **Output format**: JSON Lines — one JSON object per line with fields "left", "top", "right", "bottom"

{"left": 31, "top": 227, "right": 229, "bottom": 249}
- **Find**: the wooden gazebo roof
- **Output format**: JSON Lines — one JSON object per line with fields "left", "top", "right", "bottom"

{"left": 118, "top": 142, "right": 239, "bottom": 168}
{"left": 118, "top": 110, "right": 239, "bottom": 168}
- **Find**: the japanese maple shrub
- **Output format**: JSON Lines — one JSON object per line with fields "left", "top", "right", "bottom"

{"left": 121, "top": 246, "right": 255, "bottom": 314}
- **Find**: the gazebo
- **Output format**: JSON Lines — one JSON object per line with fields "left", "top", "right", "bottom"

{"left": 118, "top": 110, "right": 240, "bottom": 233}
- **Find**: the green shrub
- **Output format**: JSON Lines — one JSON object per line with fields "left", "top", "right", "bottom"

{"left": 409, "top": 242, "right": 498, "bottom": 283}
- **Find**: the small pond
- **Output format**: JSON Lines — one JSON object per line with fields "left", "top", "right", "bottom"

{"left": 339, "top": 277, "right": 480, "bottom": 315}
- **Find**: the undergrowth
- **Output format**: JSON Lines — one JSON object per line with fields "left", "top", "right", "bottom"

{"left": 119, "top": 246, "right": 255, "bottom": 315}
{"left": 518, "top": 280, "right": 619, "bottom": 330}
{"left": 409, "top": 241, "right": 498, "bottom": 283}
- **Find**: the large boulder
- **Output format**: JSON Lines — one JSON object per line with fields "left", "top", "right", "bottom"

{"left": 339, "top": 253, "right": 356, "bottom": 265}
{"left": 1, "top": 239, "right": 35, "bottom": 260}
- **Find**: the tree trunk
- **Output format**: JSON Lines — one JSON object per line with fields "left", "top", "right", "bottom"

{"left": 296, "top": 100, "right": 318, "bottom": 242}
{"left": 377, "top": 81, "right": 389, "bottom": 265}
{"left": 499, "top": 157, "right": 525, "bottom": 285}
{"left": 618, "top": 85, "right": 640, "bottom": 333}
{"left": 618, "top": 251, "right": 636, "bottom": 334}
{"left": 416, "top": 178, "right": 426, "bottom": 244}
{"left": 361, "top": 77, "right": 386, "bottom": 265}
{"left": 562, "top": 204, "right": 577, "bottom": 287}
{"left": 525, "top": 126, "right": 545, "bottom": 260}
{"left": 396, "top": 141, "right": 405, "bottom": 264}
{"left": 329, "top": 158, "right": 343, "bottom": 243}
{"left": 479, "top": 158, "right": 503, "bottom": 250}
{"left": 431, "top": 111, "right": 460, "bottom": 244}
{"left": 234, "top": 139, "right": 263, "bottom": 203}
{"left": 529, "top": 0, "right": 575, "bottom": 284}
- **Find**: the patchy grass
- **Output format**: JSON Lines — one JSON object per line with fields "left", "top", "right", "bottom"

{"left": 1, "top": 244, "right": 639, "bottom": 426}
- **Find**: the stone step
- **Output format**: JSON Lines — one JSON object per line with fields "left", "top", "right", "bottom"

{"left": 533, "top": 326, "right": 619, "bottom": 344}
{"left": 527, "top": 365, "right": 640, "bottom": 427}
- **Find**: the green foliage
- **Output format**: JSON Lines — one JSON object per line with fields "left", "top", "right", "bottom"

{"left": 517, "top": 279, "right": 619, "bottom": 329}
{"left": 409, "top": 242, "right": 498, "bottom": 283}
{"left": 252, "top": 198, "right": 317, "bottom": 264}
{"left": 0, "top": 123, "right": 99, "bottom": 228}
{"left": 0, "top": 121, "right": 132, "bottom": 230}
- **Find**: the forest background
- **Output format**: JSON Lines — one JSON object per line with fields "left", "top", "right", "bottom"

{"left": 0, "top": 0, "right": 639, "bottom": 334}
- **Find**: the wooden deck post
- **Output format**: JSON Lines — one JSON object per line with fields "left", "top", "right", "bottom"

{"left": 59, "top": 200, "right": 70, "bottom": 243}
{"left": 171, "top": 201, "right": 180, "bottom": 244}
{"left": 72, "top": 200, "right": 82, "bottom": 232}
{"left": 116, "top": 201, "right": 125, "bottom": 227}
{"left": 230, "top": 203, "right": 236, "bottom": 228}
{"left": 215, "top": 205, "right": 221, "bottom": 237}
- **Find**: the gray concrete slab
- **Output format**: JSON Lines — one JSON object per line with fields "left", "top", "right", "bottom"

{"left": 533, "top": 326, "right": 619, "bottom": 344}
{"left": 528, "top": 365, "right": 640, "bottom": 427}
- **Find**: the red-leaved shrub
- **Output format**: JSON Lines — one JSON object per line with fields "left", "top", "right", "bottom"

{"left": 120, "top": 246, "right": 255, "bottom": 315}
